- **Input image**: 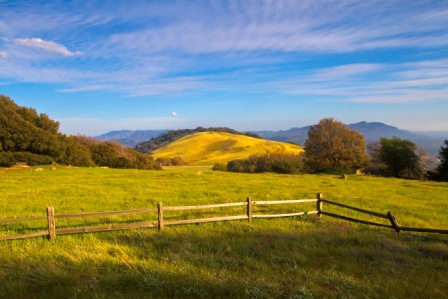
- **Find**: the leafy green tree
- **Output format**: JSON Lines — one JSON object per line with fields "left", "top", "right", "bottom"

{"left": 59, "top": 136, "right": 95, "bottom": 167}
{"left": 0, "top": 95, "right": 159, "bottom": 169}
{"left": 377, "top": 137, "right": 422, "bottom": 179}
{"left": 304, "top": 118, "right": 367, "bottom": 173}
{"left": 428, "top": 140, "right": 448, "bottom": 181}
{"left": 0, "top": 95, "right": 64, "bottom": 162}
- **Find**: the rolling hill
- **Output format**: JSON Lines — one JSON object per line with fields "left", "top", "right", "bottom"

{"left": 150, "top": 131, "right": 303, "bottom": 166}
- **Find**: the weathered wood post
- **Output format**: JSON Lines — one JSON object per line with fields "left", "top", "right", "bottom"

{"left": 387, "top": 211, "right": 401, "bottom": 233}
{"left": 246, "top": 197, "right": 252, "bottom": 224}
{"left": 47, "top": 206, "right": 56, "bottom": 240}
{"left": 316, "top": 193, "right": 323, "bottom": 218}
{"left": 157, "top": 202, "right": 164, "bottom": 231}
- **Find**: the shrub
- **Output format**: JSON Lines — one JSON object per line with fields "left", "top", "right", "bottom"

{"left": 155, "top": 157, "right": 186, "bottom": 166}
{"left": 212, "top": 163, "right": 227, "bottom": 171}
{"left": 226, "top": 153, "right": 306, "bottom": 174}
{"left": 0, "top": 152, "right": 54, "bottom": 167}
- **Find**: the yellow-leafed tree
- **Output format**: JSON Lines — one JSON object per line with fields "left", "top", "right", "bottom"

{"left": 304, "top": 118, "right": 367, "bottom": 173}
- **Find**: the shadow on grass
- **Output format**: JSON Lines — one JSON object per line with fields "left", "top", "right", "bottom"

{"left": 1, "top": 218, "right": 447, "bottom": 298}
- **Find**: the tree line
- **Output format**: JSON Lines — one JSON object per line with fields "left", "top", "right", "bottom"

{"left": 0, "top": 95, "right": 160, "bottom": 169}
{"left": 217, "top": 118, "right": 448, "bottom": 181}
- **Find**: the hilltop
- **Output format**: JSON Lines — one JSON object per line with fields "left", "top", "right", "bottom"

{"left": 150, "top": 131, "right": 303, "bottom": 166}
{"left": 134, "top": 127, "right": 262, "bottom": 153}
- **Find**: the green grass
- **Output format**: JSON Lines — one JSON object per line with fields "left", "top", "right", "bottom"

{"left": 0, "top": 166, "right": 447, "bottom": 298}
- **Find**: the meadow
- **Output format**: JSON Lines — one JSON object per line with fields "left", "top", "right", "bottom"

{"left": 0, "top": 165, "right": 447, "bottom": 298}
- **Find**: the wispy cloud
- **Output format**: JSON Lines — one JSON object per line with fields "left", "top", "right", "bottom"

{"left": 0, "top": 0, "right": 447, "bottom": 111}
{"left": 276, "top": 59, "right": 448, "bottom": 103}
{"left": 108, "top": 2, "right": 448, "bottom": 55}
{"left": 351, "top": 89, "right": 448, "bottom": 104}
{"left": 58, "top": 84, "right": 115, "bottom": 93}
{"left": 14, "top": 38, "right": 82, "bottom": 56}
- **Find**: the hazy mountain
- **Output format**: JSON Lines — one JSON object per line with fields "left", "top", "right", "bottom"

{"left": 95, "top": 130, "right": 167, "bottom": 147}
{"left": 254, "top": 122, "right": 447, "bottom": 156}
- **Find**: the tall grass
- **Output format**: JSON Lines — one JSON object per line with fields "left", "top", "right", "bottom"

{"left": 0, "top": 166, "right": 447, "bottom": 298}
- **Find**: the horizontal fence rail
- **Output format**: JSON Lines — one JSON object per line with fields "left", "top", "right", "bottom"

{"left": 0, "top": 215, "right": 47, "bottom": 223}
{"left": 55, "top": 208, "right": 158, "bottom": 219}
{"left": 0, "top": 193, "right": 446, "bottom": 241}
{"left": 317, "top": 194, "right": 448, "bottom": 235}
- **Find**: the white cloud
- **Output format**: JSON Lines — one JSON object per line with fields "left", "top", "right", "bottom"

{"left": 171, "top": 112, "right": 178, "bottom": 117}
{"left": 0, "top": 61, "right": 88, "bottom": 83}
{"left": 14, "top": 38, "right": 82, "bottom": 57}
{"left": 108, "top": 1, "right": 448, "bottom": 56}
{"left": 123, "top": 78, "right": 204, "bottom": 97}
{"left": 0, "top": 51, "right": 8, "bottom": 58}
{"left": 348, "top": 89, "right": 448, "bottom": 104}
{"left": 58, "top": 85, "right": 114, "bottom": 93}
{"left": 275, "top": 59, "right": 448, "bottom": 104}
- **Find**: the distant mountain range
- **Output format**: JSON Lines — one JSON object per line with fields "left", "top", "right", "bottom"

{"left": 96, "top": 130, "right": 167, "bottom": 147}
{"left": 96, "top": 122, "right": 447, "bottom": 156}
{"left": 255, "top": 122, "right": 447, "bottom": 156}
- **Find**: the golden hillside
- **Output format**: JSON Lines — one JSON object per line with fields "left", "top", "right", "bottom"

{"left": 150, "top": 132, "right": 304, "bottom": 165}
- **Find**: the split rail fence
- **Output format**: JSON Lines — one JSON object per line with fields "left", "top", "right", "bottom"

{"left": 1, "top": 193, "right": 447, "bottom": 241}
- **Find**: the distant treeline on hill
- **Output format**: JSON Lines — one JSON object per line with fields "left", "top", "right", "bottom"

{"left": 0, "top": 95, "right": 160, "bottom": 170}
{"left": 134, "top": 127, "right": 262, "bottom": 153}
{"left": 214, "top": 153, "right": 306, "bottom": 174}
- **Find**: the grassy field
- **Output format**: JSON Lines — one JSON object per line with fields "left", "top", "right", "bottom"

{"left": 150, "top": 132, "right": 303, "bottom": 165}
{"left": 0, "top": 165, "right": 447, "bottom": 298}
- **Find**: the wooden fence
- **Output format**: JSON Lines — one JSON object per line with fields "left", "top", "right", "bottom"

{"left": 1, "top": 193, "right": 446, "bottom": 241}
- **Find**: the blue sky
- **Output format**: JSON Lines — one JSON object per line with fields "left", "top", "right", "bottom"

{"left": 1, "top": 0, "right": 447, "bottom": 136}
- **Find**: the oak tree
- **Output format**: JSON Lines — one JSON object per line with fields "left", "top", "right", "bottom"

{"left": 304, "top": 118, "right": 367, "bottom": 173}
{"left": 377, "top": 137, "right": 422, "bottom": 179}
{"left": 428, "top": 140, "right": 448, "bottom": 181}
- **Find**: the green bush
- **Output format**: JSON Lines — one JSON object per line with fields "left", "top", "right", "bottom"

{"left": 227, "top": 154, "right": 306, "bottom": 174}
{"left": 156, "top": 157, "right": 186, "bottom": 166}
{"left": 212, "top": 162, "right": 227, "bottom": 171}
{"left": 0, "top": 151, "right": 54, "bottom": 167}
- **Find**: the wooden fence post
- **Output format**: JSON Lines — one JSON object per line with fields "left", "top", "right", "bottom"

{"left": 387, "top": 211, "right": 401, "bottom": 233}
{"left": 47, "top": 206, "right": 56, "bottom": 240}
{"left": 316, "top": 193, "right": 323, "bottom": 218}
{"left": 246, "top": 197, "right": 252, "bottom": 224}
{"left": 157, "top": 202, "right": 164, "bottom": 231}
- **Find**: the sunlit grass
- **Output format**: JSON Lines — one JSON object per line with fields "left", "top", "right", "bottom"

{"left": 0, "top": 166, "right": 447, "bottom": 298}
{"left": 150, "top": 131, "right": 303, "bottom": 165}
